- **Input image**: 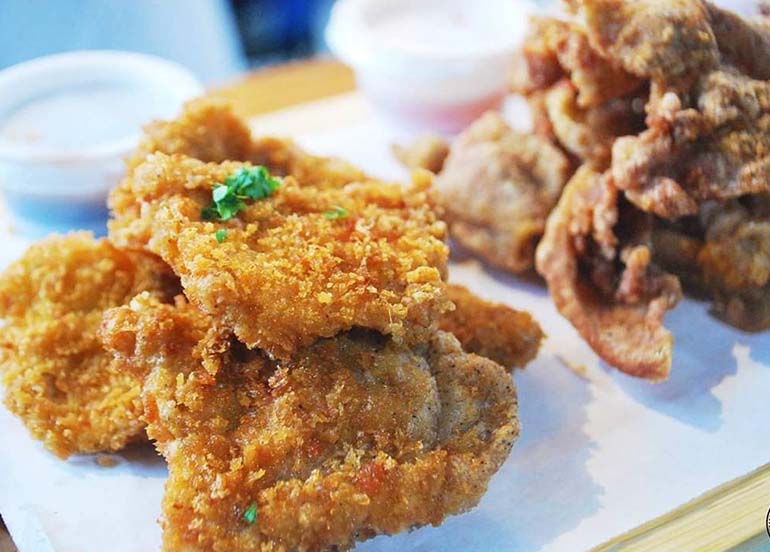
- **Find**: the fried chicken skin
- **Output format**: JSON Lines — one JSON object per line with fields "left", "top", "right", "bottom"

{"left": 0, "top": 233, "right": 178, "bottom": 457}
{"left": 653, "top": 195, "right": 770, "bottom": 331}
{"left": 433, "top": 111, "right": 572, "bottom": 273}
{"left": 569, "top": 0, "right": 770, "bottom": 217}
{"left": 512, "top": 16, "right": 647, "bottom": 169}
{"left": 439, "top": 285, "right": 544, "bottom": 370}
{"left": 109, "top": 153, "right": 450, "bottom": 360}
{"left": 517, "top": 0, "right": 770, "bottom": 376}
{"left": 536, "top": 166, "right": 682, "bottom": 380}
{"left": 539, "top": 80, "right": 646, "bottom": 169}
{"left": 511, "top": 16, "right": 642, "bottom": 110}
{"left": 697, "top": 196, "right": 770, "bottom": 330}
{"left": 102, "top": 296, "right": 518, "bottom": 552}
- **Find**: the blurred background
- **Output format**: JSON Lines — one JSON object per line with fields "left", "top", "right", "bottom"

{"left": 0, "top": 0, "right": 336, "bottom": 85}
{"left": 0, "top": 0, "right": 761, "bottom": 86}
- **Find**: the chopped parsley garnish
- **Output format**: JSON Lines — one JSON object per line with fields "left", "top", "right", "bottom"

{"left": 202, "top": 166, "right": 281, "bottom": 222}
{"left": 243, "top": 502, "right": 258, "bottom": 525}
{"left": 323, "top": 205, "right": 348, "bottom": 220}
{"left": 215, "top": 228, "right": 227, "bottom": 243}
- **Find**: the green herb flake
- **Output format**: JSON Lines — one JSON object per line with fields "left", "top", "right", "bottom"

{"left": 215, "top": 228, "right": 227, "bottom": 243}
{"left": 323, "top": 205, "right": 348, "bottom": 220}
{"left": 243, "top": 502, "right": 258, "bottom": 525}
{"left": 202, "top": 166, "right": 281, "bottom": 222}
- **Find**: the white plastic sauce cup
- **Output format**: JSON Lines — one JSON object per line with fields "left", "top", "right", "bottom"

{"left": 0, "top": 51, "right": 203, "bottom": 237}
{"left": 327, "top": 0, "right": 538, "bottom": 134}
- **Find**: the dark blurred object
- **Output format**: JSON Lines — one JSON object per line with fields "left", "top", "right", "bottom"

{"left": 232, "top": 0, "right": 335, "bottom": 66}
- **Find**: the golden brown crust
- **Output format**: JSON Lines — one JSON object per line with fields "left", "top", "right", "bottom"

{"left": 611, "top": 72, "right": 770, "bottom": 217}
{"left": 520, "top": 1, "right": 770, "bottom": 371}
{"left": 512, "top": 13, "right": 647, "bottom": 171}
{"left": 0, "top": 233, "right": 178, "bottom": 457}
{"left": 570, "top": 0, "right": 770, "bottom": 217}
{"left": 439, "top": 285, "right": 544, "bottom": 370}
{"left": 109, "top": 153, "right": 450, "bottom": 360}
{"left": 536, "top": 166, "right": 681, "bottom": 380}
{"left": 654, "top": 195, "right": 770, "bottom": 331}
{"left": 127, "top": 98, "right": 368, "bottom": 189}
{"left": 542, "top": 80, "right": 646, "bottom": 169}
{"left": 434, "top": 111, "right": 571, "bottom": 273}
{"left": 392, "top": 135, "right": 450, "bottom": 174}
{"left": 102, "top": 296, "right": 518, "bottom": 552}
{"left": 695, "top": 197, "right": 770, "bottom": 331}
{"left": 511, "top": 17, "right": 641, "bottom": 109}
{"left": 576, "top": 0, "right": 719, "bottom": 90}
{"left": 699, "top": 230, "right": 770, "bottom": 331}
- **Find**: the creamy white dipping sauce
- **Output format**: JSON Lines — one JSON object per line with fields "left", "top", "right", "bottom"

{"left": 0, "top": 82, "right": 162, "bottom": 151}
{"left": 370, "top": 0, "right": 528, "bottom": 56}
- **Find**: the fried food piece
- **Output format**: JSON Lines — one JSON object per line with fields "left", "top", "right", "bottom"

{"left": 109, "top": 153, "right": 450, "bottom": 360}
{"left": 0, "top": 233, "right": 178, "bottom": 457}
{"left": 541, "top": 80, "right": 646, "bottom": 168}
{"left": 536, "top": 166, "right": 681, "bottom": 380}
{"left": 512, "top": 17, "right": 646, "bottom": 169}
{"left": 571, "top": 0, "right": 770, "bottom": 217}
{"left": 698, "top": 198, "right": 770, "bottom": 330}
{"left": 611, "top": 72, "right": 770, "bottom": 217}
{"left": 392, "top": 134, "right": 450, "bottom": 174}
{"left": 102, "top": 295, "right": 518, "bottom": 552}
{"left": 128, "top": 98, "right": 367, "bottom": 189}
{"left": 511, "top": 17, "right": 641, "bottom": 109}
{"left": 707, "top": 3, "right": 770, "bottom": 79}
{"left": 574, "top": 0, "right": 719, "bottom": 92}
{"left": 439, "top": 284, "right": 543, "bottom": 370}
{"left": 433, "top": 111, "right": 572, "bottom": 273}
{"left": 655, "top": 196, "right": 770, "bottom": 331}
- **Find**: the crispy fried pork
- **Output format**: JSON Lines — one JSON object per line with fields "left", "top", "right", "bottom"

{"left": 101, "top": 295, "right": 519, "bottom": 551}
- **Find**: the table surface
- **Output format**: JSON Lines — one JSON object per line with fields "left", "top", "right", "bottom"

{"left": 0, "top": 58, "right": 355, "bottom": 552}
{"left": 210, "top": 58, "right": 355, "bottom": 119}
{"left": 1, "top": 58, "right": 768, "bottom": 552}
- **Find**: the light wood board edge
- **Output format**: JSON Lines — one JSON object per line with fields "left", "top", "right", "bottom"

{"left": 248, "top": 91, "right": 367, "bottom": 136}
{"left": 592, "top": 462, "right": 770, "bottom": 552}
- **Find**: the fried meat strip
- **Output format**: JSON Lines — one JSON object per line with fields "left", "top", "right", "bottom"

{"left": 572, "top": 0, "right": 770, "bottom": 217}
{"left": 109, "top": 153, "right": 450, "bottom": 360}
{"left": 536, "top": 166, "right": 681, "bottom": 380}
{"left": 439, "top": 285, "right": 544, "bottom": 370}
{"left": 697, "top": 197, "right": 770, "bottom": 330}
{"left": 102, "top": 296, "right": 518, "bottom": 551}
{"left": 653, "top": 195, "right": 770, "bottom": 331}
{"left": 0, "top": 233, "right": 178, "bottom": 457}
{"left": 524, "top": 1, "right": 770, "bottom": 375}
{"left": 512, "top": 16, "right": 646, "bottom": 169}
{"left": 540, "top": 80, "right": 646, "bottom": 168}
{"left": 433, "top": 111, "right": 572, "bottom": 273}
{"left": 512, "top": 17, "right": 641, "bottom": 109}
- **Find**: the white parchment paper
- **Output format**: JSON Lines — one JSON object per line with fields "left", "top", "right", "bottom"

{"left": 0, "top": 118, "right": 768, "bottom": 552}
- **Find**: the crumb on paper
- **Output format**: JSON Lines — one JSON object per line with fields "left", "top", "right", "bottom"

{"left": 557, "top": 354, "right": 589, "bottom": 380}
{"left": 95, "top": 454, "right": 119, "bottom": 468}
